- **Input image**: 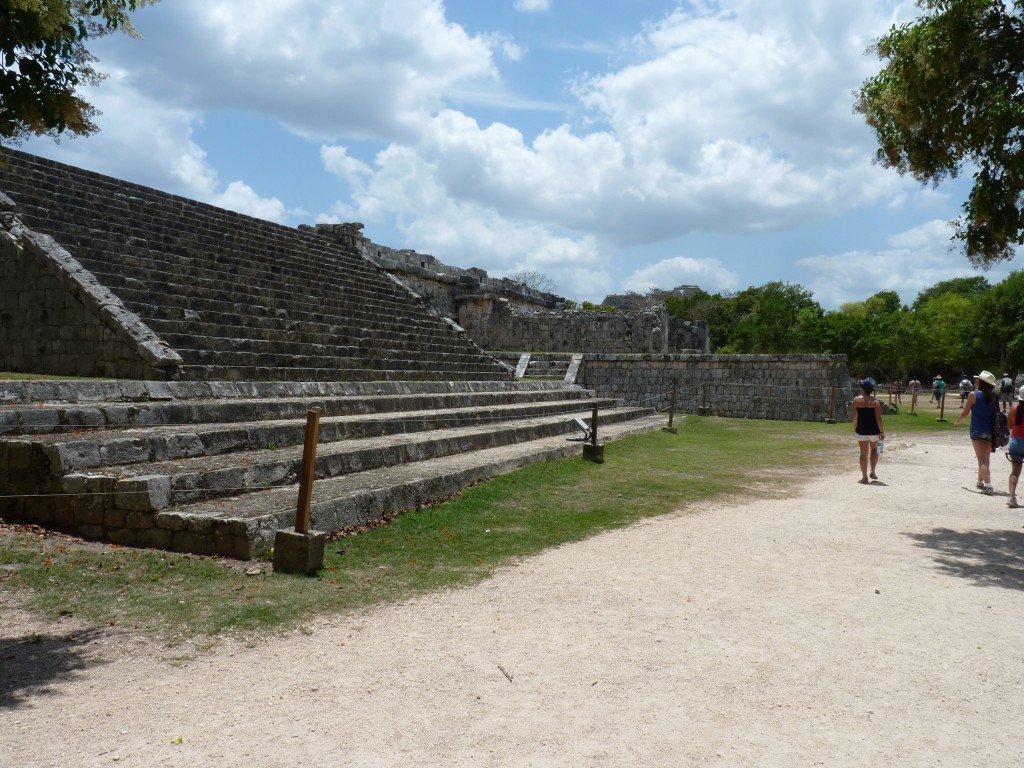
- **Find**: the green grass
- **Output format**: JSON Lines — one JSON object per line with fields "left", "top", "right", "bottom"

{"left": 0, "top": 372, "right": 112, "bottom": 381}
{"left": 879, "top": 401, "right": 962, "bottom": 433}
{"left": 0, "top": 416, "right": 845, "bottom": 644}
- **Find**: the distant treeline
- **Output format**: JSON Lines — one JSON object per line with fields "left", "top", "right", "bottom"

{"left": 662, "top": 274, "right": 1024, "bottom": 381}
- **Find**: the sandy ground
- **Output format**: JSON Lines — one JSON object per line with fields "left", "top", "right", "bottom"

{"left": 2, "top": 428, "right": 1024, "bottom": 767}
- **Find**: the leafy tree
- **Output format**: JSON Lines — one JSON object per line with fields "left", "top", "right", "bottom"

{"left": 911, "top": 276, "right": 989, "bottom": 309}
{"left": 719, "top": 282, "right": 820, "bottom": 354}
{"left": 976, "top": 270, "right": 1024, "bottom": 373}
{"left": 911, "top": 291, "right": 980, "bottom": 373}
{"left": 1, "top": 0, "right": 155, "bottom": 144}
{"left": 856, "top": 1, "right": 1024, "bottom": 267}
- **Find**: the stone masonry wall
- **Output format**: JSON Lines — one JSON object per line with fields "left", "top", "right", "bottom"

{"left": 307, "top": 222, "right": 709, "bottom": 354}
{"left": 309, "top": 223, "right": 563, "bottom": 316}
{"left": 457, "top": 297, "right": 708, "bottom": 354}
{"left": 0, "top": 204, "right": 181, "bottom": 379}
{"left": 579, "top": 354, "right": 850, "bottom": 422}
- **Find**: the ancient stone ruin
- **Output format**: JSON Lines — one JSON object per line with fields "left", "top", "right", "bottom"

{"left": 0, "top": 149, "right": 848, "bottom": 558}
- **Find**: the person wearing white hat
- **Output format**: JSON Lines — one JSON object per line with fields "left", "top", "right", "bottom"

{"left": 954, "top": 370, "right": 999, "bottom": 494}
{"left": 1006, "top": 385, "right": 1024, "bottom": 508}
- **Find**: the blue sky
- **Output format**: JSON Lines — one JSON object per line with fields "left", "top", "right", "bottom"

{"left": 21, "top": 0, "right": 1022, "bottom": 308}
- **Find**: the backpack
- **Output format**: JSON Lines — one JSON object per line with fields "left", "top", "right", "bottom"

{"left": 994, "top": 410, "right": 1010, "bottom": 449}
{"left": 1001, "top": 377, "right": 1014, "bottom": 394}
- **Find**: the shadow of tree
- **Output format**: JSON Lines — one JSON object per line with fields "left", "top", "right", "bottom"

{"left": 0, "top": 626, "right": 108, "bottom": 710}
{"left": 904, "top": 528, "right": 1024, "bottom": 590}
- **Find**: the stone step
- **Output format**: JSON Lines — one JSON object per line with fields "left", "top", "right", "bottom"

{"left": 6, "top": 405, "right": 654, "bottom": 543}
{"left": 171, "top": 364, "right": 509, "bottom": 383}
{"left": 139, "top": 309, "right": 461, "bottom": 350}
{"left": 93, "top": 402, "right": 646, "bottom": 502}
{"left": 154, "top": 332, "right": 493, "bottom": 364}
{"left": 79, "top": 257, "right": 413, "bottom": 317}
{"left": 89, "top": 275, "right": 441, "bottom": 335}
{"left": 23, "top": 397, "right": 616, "bottom": 473}
{"left": 159, "top": 414, "right": 666, "bottom": 558}
{"left": 0, "top": 379, "right": 582, "bottom": 418}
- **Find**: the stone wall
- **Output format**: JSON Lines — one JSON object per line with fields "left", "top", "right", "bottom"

{"left": 579, "top": 354, "right": 850, "bottom": 422}
{"left": 307, "top": 223, "right": 563, "bottom": 316}
{"left": 0, "top": 199, "right": 181, "bottom": 379}
{"left": 308, "top": 223, "right": 709, "bottom": 355}
{"left": 458, "top": 297, "right": 708, "bottom": 354}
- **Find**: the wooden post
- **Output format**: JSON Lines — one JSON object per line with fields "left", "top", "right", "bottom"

{"left": 294, "top": 408, "right": 321, "bottom": 534}
{"left": 583, "top": 404, "right": 604, "bottom": 462}
{"left": 825, "top": 384, "right": 837, "bottom": 424}
{"left": 910, "top": 388, "right": 918, "bottom": 416}
{"left": 664, "top": 381, "right": 678, "bottom": 433}
{"left": 937, "top": 392, "right": 947, "bottom": 422}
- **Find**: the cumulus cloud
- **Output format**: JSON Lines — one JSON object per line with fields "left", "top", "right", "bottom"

{"left": 798, "top": 221, "right": 983, "bottom": 309}
{"left": 621, "top": 256, "right": 740, "bottom": 295}
{"left": 514, "top": 0, "right": 553, "bottom": 12}
{"left": 23, "top": 72, "right": 302, "bottom": 224}
{"left": 108, "top": 0, "right": 499, "bottom": 142}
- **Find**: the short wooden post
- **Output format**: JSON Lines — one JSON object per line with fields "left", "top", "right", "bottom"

{"left": 910, "top": 388, "right": 918, "bottom": 416}
{"left": 937, "top": 392, "right": 947, "bottom": 422}
{"left": 273, "top": 407, "right": 325, "bottom": 575}
{"left": 663, "top": 381, "right": 678, "bottom": 433}
{"left": 583, "top": 404, "right": 604, "bottom": 462}
{"left": 294, "top": 408, "right": 321, "bottom": 534}
{"left": 825, "top": 384, "right": 837, "bottom": 424}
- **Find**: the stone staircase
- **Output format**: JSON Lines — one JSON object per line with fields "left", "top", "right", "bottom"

{"left": 0, "top": 380, "right": 662, "bottom": 559}
{"left": 0, "top": 149, "right": 511, "bottom": 382}
{"left": 495, "top": 352, "right": 582, "bottom": 382}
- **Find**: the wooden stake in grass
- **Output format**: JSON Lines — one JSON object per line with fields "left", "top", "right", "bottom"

{"left": 294, "top": 408, "right": 321, "bottom": 534}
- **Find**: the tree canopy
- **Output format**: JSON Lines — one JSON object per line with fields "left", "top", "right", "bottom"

{"left": 1, "top": 0, "right": 154, "bottom": 144}
{"left": 855, "top": 1, "right": 1024, "bottom": 267}
{"left": 654, "top": 271, "right": 1024, "bottom": 381}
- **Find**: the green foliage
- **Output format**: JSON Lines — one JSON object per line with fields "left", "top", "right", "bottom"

{"left": 855, "top": 1, "right": 1024, "bottom": 267}
{"left": 580, "top": 300, "right": 615, "bottom": 312}
{"left": 912, "top": 276, "right": 990, "bottom": 309}
{"left": 976, "top": 270, "right": 1024, "bottom": 372}
{"left": 0, "top": 0, "right": 155, "bottom": 144}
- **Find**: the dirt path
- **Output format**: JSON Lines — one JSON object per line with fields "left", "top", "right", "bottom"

{"left": 3, "top": 430, "right": 1024, "bottom": 767}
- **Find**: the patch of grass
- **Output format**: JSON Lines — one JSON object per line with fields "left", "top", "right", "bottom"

{"left": 0, "top": 372, "right": 112, "bottom": 381}
{"left": 0, "top": 416, "right": 845, "bottom": 644}
{"left": 880, "top": 404, "right": 961, "bottom": 433}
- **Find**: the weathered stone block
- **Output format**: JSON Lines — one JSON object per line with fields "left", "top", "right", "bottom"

{"left": 115, "top": 475, "right": 170, "bottom": 511}
{"left": 272, "top": 529, "right": 325, "bottom": 575}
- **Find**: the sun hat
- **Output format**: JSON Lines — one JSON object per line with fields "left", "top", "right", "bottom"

{"left": 1018, "top": 384, "right": 1024, "bottom": 402}
{"left": 860, "top": 377, "right": 875, "bottom": 393}
{"left": 975, "top": 370, "right": 997, "bottom": 387}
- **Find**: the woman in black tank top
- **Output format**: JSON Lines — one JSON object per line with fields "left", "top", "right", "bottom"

{"left": 851, "top": 377, "right": 885, "bottom": 484}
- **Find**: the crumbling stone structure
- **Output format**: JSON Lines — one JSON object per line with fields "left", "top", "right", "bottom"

{"left": 310, "top": 223, "right": 709, "bottom": 355}
{"left": 0, "top": 150, "right": 510, "bottom": 382}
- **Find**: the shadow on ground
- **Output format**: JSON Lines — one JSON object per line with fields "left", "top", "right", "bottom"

{"left": 905, "top": 528, "right": 1024, "bottom": 590}
{"left": 0, "top": 627, "right": 107, "bottom": 709}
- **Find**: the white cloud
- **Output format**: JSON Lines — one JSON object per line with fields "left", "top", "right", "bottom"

{"left": 621, "top": 256, "right": 739, "bottom": 295}
{"left": 23, "top": 72, "right": 301, "bottom": 224}
{"left": 512, "top": 0, "right": 552, "bottom": 11}
{"left": 798, "top": 220, "right": 984, "bottom": 309}
{"left": 210, "top": 181, "right": 301, "bottom": 223}
{"left": 112, "top": 0, "right": 500, "bottom": 142}
{"left": 514, "top": 0, "right": 552, "bottom": 12}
